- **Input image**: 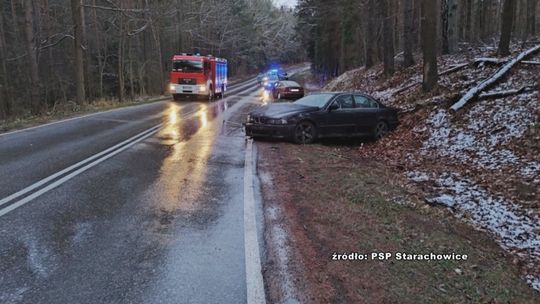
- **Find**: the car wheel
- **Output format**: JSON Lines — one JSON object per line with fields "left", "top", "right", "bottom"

{"left": 293, "top": 121, "right": 317, "bottom": 144}
{"left": 173, "top": 94, "right": 181, "bottom": 101}
{"left": 373, "top": 121, "right": 388, "bottom": 139}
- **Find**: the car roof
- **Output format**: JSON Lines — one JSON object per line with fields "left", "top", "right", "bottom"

{"left": 279, "top": 80, "right": 300, "bottom": 85}
{"left": 310, "top": 91, "right": 377, "bottom": 98}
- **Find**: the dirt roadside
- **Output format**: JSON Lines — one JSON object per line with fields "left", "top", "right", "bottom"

{"left": 258, "top": 141, "right": 540, "bottom": 303}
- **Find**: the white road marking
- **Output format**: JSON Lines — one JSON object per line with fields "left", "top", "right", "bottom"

{"left": 0, "top": 124, "right": 163, "bottom": 217}
{"left": 243, "top": 139, "right": 266, "bottom": 304}
{"left": 0, "top": 79, "right": 260, "bottom": 216}
{"left": 0, "top": 78, "right": 256, "bottom": 138}
{"left": 0, "top": 125, "right": 162, "bottom": 208}
{"left": 0, "top": 99, "right": 168, "bottom": 138}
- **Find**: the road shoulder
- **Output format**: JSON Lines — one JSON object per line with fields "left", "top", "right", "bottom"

{"left": 257, "top": 141, "right": 540, "bottom": 303}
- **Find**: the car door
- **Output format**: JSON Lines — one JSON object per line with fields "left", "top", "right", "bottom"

{"left": 353, "top": 95, "right": 379, "bottom": 134}
{"left": 320, "top": 94, "right": 357, "bottom": 136}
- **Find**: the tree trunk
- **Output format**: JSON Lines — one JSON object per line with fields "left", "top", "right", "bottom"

{"left": 441, "top": 0, "right": 450, "bottom": 53}
{"left": 91, "top": 0, "right": 104, "bottom": 97}
{"left": 498, "top": 0, "right": 516, "bottom": 56}
{"left": 381, "top": 0, "right": 395, "bottom": 76}
{"left": 71, "top": 0, "right": 85, "bottom": 104}
{"left": 23, "top": 0, "right": 42, "bottom": 114}
{"left": 447, "top": 0, "right": 459, "bottom": 53}
{"left": 421, "top": 0, "right": 438, "bottom": 91}
{"left": 118, "top": 7, "right": 125, "bottom": 103}
{"left": 526, "top": 0, "right": 536, "bottom": 35}
{"left": 403, "top": 0, "right": 415, "bottom": 67}
{"left": 465, "top": 0, "right": 473, "bottom": 41}
{"left": 175, "top": 0, "right": 184, "bottom": 51}
{"left": 364, "top": 0, "right": 377, "bottom": 69}
{"left": 0, "top": 2, "right": 11, "bottom": 118}
{"left": 152, "top": 27, "right": 165, "bottom": 94}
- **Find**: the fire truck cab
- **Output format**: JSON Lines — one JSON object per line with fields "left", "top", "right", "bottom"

{"left": 169, "top": 54, "right": 227, "bottom": 101}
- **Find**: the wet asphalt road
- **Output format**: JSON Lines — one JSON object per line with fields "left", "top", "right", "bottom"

{"left": 0, "top": 77, "right": 265, "bottom": 303}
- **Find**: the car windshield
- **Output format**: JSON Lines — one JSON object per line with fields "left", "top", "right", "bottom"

{"left": 173, "top": 60, "right": 203, "bottom": 72}
{"left": 293, "top": 94, "right": 334, "bottom": 108}
{"left": 281, "top": 81, "right": 300, "bottom": 87}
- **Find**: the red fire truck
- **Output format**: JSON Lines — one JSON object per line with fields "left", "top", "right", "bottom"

{"left": 169, "top": 54, "right": 228, "bottom": 101}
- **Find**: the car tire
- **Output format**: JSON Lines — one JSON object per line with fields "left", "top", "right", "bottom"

{"left": 373, "top": 120, "right": 388, "bottom": 139}
{"left": 173, "top": 94, "right": 182, "bottom": 101}
{"left": 293, "top": 120, "right": 317, "bottom": 144}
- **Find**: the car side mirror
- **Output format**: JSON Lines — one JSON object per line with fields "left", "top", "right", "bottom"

{"left": 328, "top": 104, "right": 339, "bottom": 111}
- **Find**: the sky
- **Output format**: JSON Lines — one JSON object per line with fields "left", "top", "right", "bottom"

{"left": 273, "top": 0, "right": 297, "bottom": 8}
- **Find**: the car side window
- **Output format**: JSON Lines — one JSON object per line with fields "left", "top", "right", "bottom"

{"left": 333, "top": 95, "right": 354, "bottom": 109}
{"left": 368, "top": 99, "right": 379, "bottom": 108}
{"left": 354, "top": 95, "right": 370, "bottom": 108}
{"left": 354, "top": 95, "right": 379, "bottom": 108}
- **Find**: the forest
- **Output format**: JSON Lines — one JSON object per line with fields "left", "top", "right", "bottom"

{"left": 0, "top": 0, "right": 301, "bottom": 118}
{"left": 1, "top": 0, "right": 539, "bottom": 120}
{"left": 296, "top": 0, "right": 539, "bottom": 90}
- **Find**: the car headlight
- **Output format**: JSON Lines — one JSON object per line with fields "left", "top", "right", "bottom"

{"left": 169, "top": 84, "right": 176, "bottom": 92}
{"left": 268, "top": 118, "right": 288, "bottom": 125}
{"left": 199, "top": 85, "right": 206, "bottom": 92}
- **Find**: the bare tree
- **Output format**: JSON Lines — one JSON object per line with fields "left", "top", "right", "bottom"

{"left": 441, "top": 0, "right": 459, "bottom": 54}
{"left": 402, "top": 0, "right": 415, "bottom": 67}
{"left": 421, "top": 0, "right": 438, "bottom": 91}
{"left": 447, "top": 0, "right": 459, "bottom": 53}
{"left": 71, "top": 0, "right": 85, "bottom": 104}
{"left": 526, "top": 0, "right": 537, "bottom": 36}
{"left": 23, "top": 0, "right": 42, "bottom": 113}
{"left": 364, "top": 0, "right": 377, "bottom": 69}
{"left": 498, "top": 0, "right": 516, "bottom": 56}
{"left": 381, "top": 0, "right": 395, "bottom": 76}
{"left": 0, "top": 1, "right": 11, "bottom": 118}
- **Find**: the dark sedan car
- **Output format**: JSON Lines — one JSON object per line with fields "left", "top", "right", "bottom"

{"left": 244, "top": 92, "right": 399, "bottom": 144}
{"left": 272, "top": 81, "right": 305, "bottom": 100}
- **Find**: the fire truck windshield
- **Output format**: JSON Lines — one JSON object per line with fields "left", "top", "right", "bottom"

{"left": 173, "top": 60, "right": 203, "bottom": 72}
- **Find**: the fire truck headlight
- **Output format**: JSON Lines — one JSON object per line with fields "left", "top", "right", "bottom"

{"left": 169, "top": 84, "right": 176, "bottom": 92}
{"left": 199, "top": 85, "right": 206, "bottom": 92}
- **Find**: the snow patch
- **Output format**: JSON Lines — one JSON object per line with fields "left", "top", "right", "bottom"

{"left": 423, "top": 97, "right": 540, "bottom": 179}
{"left": 408, "top": 171, "right": 540, "bottom": 291}
{"left": 406, "top": 171, "right": 430, "bottom": 182}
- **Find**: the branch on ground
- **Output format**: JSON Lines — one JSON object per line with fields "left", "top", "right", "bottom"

{"left": 478, "top": 85, "right": 539, "bottom": 100}
{"left": 450, "top": 44, "right": 540, "bottom": 112}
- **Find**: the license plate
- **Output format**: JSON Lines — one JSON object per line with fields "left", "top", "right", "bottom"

{"left": 182, "top": 86, "right": 191, "bottom": 90}
{"left": 291, "top": 89, "right": 299, "bottom": 92}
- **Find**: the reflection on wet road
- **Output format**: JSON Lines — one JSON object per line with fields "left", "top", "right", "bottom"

{"left": 0, "top": 80, "right": 262, "bottom": 303}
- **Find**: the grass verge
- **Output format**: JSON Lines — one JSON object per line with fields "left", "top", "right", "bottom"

{"left": 258, "top": 141, "right": 540, "bottom": 303}
{"left": 0, "top": 96, "right": 168, "bottom": 134}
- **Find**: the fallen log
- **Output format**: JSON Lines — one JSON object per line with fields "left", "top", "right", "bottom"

{"left": 473, "top": 57, "right": 505, "bottom": 66}
{"left": 478, "top": 86, "right": 538, "bottom": 100}
{"left": 521, "top": 60, "right": 540, "bottom": 65}
{"left": 439, "top": 63, "right": 469, "bottom": 76}
{"left": 393, "top": 63, "right": 469, "bottom": 95}
{"left": 450, "top": 44, "right": 540, "bottom": 111}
